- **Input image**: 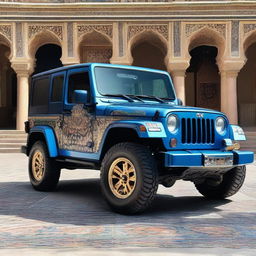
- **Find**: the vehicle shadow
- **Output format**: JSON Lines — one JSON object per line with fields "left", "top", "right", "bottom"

{"left": 0, "top": 178, "right": 233, "bottom": 225}
{"left": 2, "top": 178, "right": 256, "bottom": 249}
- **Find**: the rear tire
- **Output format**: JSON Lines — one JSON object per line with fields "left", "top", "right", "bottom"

{"left": 100, "top": 142, "right": 158, "bottom": 214}
{"left": 195, "top": 165, "right": 246, "bottom": 199}
{"left": 29, "top": 141, "right": 60, "bottom": 191}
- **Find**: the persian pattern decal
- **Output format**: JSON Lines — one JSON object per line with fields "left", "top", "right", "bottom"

{"left": 56, "top": 105, "right": 128, "bottom": 153}
{"left": 29, "top": 105, "right": 136, "bottom": 154}
{"left": 55, "top": 104, "right": 94, "bottom": 152}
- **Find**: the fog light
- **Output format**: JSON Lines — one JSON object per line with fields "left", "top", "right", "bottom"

{"left": 170, "top": 138, "right": 177, "bottom": 148}
{"left": 204, "top": 156, "right": 233, "bottom": 166}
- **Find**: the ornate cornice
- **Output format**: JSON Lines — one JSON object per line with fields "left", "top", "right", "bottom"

{"left": 28, "top": 25, "right": 63, "bottom": 41}
{"left": 185, "top": 24, "right": 226, "bottom": 38}
{"left": 77, "top": 24, "right": 113, "bottom": 40}
{"left": 243, "top": 24, "right": 256, "bottom": 35}
{"left": 128, "top": 25, "right": 168, "bottom": 40}
{"left": 0, "top": 24, "right": 12, "bottom": 41}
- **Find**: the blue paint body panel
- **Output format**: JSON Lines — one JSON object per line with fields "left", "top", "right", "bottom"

{"left": 59, "top": 149, "right": 99, "bottom": 161}
{"left": 107, "top": 120, "right": 166, "bottom": 138}
{"left": 162, "top": 150, "right": 254, "bottom": 167}
{"left": 233, "top": 150, "right": 255, "bottom": 165}
{"left": 29, "top": 126, "right": 58, "bottom": 157}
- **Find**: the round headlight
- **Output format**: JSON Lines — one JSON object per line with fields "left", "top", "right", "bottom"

{"left": 215, "top": 117, "right": 226, "bottom": 134}
{"left": 167, "top": 115, "right": 178, "bottom": 133}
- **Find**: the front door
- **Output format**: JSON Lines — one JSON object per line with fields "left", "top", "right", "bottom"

{"left": 60, "top": 67, "right": 94, "bottom": 153}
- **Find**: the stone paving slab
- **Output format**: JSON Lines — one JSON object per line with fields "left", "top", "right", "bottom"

{"left": 1, "top": 248, "right": 256, "bottom": 256}
{"left": 0, "top": 154, "right": 256, "bottom": 255}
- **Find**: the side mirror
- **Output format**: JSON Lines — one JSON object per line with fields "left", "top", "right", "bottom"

{"left": 73, "top": 90, "right": 88, "bottom": 104}
{"left": 177, "top": 98, "right": 183, "bottom": 106}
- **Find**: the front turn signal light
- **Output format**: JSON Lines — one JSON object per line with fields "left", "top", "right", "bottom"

{"left": 225, "top": 142, "right": 240, "bottom": 151}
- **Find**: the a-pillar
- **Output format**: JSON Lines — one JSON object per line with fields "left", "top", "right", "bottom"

{"left": 220, "top": 70, "right": 239, "bottom": 124}
{"left": 168, "top": 61, "right": 189, "bottom": 105}
{"left": 12, "top": 62, "right": 33, "bottom": 130}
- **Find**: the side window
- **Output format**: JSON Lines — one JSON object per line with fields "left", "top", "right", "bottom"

{"left": 67, "top": 72, "right": 90, "bottom": 103}
{"left": 51, "top": 75, "right": 64, "bottom": 102}
{"left": 32, "top": 77, "right": 50, "bottom": 107}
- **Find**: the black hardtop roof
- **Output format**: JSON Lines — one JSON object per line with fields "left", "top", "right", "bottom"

{"left": 32, "top": 63, "right": 92, "bottom": 79}
{"left": 31, "top": 63, "right": 169, "bottom": 79}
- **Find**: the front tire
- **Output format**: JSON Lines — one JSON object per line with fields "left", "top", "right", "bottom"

{"left": 100, "top": 142, "right": 158, "bottom": 214}
{"left": 29, "top": 141, "right": 60, "bottom": 191}
{"left": 195, "top": 165, "right": 246, "bottom": 199}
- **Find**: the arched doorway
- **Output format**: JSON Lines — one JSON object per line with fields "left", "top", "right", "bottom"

{"left": 237, "top": 43, "right": 256, "bottom": 126}
{"left": 0, "top": 43, "right": 17, "bottom": 129}
{"left": 34, "top": 44, "right": 62, "bottom": 74}
{"left": 79, "top": 31, "right": 112, "bottom": 63}
{"left": 131, "top": 33, "right": 167, "bottom": 71}
{"left": 185, "top": 45, "right": 220, "bottom": 111}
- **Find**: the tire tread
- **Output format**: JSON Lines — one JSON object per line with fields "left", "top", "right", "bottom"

{"left": 195, "top": 165, "right": 246, "bottom": 199}
{"left": 100, "top": 142, "right": 158, "bottom": 214}
{"left": 29, "top": 141, "right": 60, "bottom": 192}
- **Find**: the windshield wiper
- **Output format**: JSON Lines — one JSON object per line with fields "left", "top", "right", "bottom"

{"left": 135, "top": 95, "right": 166, "bottom": 103}
{"left": 161, "top": 97, "right": 175, "bottom": 101}
{"left": 104, "top": 94, "right": 134, "bottom": 102}
{"left": 126, "top": 94, "right": 144, "bottom": 102}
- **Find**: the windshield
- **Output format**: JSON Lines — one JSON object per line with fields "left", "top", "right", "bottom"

{"left": 94, "top": 67, "right": 175, "bottom": 100}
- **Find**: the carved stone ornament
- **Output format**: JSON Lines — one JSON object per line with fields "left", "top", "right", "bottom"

{"left": 0, "top": 25, "right": 12, "bottom": 41}
{"left": 128, "top": 25, "right": 168, "bottom": 40}
{"left": 28, "top": 25, "right": 63, "bottom": 40}
{"left": 86, "top": 49, "right": 112, "bottom": 63}
{"left": 185, "top": 24, "right": 226, "bottom": 38}
{"left": 243, "top": 24, "right": 256, "bottom": 35}
{"left": 77, "top": 25, "right": 113, "bottom": 40}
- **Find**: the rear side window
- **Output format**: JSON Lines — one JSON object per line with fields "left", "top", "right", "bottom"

{"left": 32, "top": 77, "right": 50, "bottom": 106}
{"left": 51, "top": 75, "right": 64, "bottom": 102}
{"left": 30, "top": 76, "right": 50, "bottom": 114}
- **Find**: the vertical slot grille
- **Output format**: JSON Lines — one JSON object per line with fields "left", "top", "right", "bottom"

{"left": 181, "top": 118, "right": 215, "bottom": 144}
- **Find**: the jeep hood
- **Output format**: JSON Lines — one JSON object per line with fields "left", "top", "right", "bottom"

{"left": 104, "top": 103, "right": 223, "bottom": 118}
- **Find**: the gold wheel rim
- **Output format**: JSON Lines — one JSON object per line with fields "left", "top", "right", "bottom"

{"left": 108, "top": 157, "right": 137, "bottom": 199}
{"left": 32, "top": 151, "right": 45, "bottom": 182}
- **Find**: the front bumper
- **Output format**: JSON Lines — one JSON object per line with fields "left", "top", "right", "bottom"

{"left": 161, "top": 150, "right": 254, "bottom": 167}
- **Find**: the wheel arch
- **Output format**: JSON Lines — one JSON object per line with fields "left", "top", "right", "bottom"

{"left": 27, "top": 126, "right": 58, "bottom": 157}
{"left": 99, "top": 127, "right": 139, "bottom": 161}
{"left": 99, "top": 124, "right": 164, "bottom": 161}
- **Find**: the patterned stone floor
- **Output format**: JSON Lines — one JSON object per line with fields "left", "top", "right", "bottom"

{"left": 0, "top": 154, "right": 256, "bottom": 255}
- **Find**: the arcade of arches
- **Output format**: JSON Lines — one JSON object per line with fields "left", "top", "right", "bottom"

{"left": 1, "top": 20, "right": 256, "bottom": 130}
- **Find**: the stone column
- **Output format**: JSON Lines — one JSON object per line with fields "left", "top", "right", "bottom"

{"left": 218, "top": 59, "right": 245, "bottom": 125}
{"left": 170, "top": 70, "right": 186, "bottom": 104}
{"left": 220, "top": 70, "right": 239, "bottom": 124}
{"left": 110, "top": 22, "right": 132, "bottom": 66}
{"left": 16, "top": 71, "right": 30, "bottom": 130}
{"left": 11, "top": 62, "right": 33, "bottom": 131}
{"left": 168, "top": 61, "right": 190, "bottom": 105}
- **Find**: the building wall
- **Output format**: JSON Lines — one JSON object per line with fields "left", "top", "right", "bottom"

{"left": 0, "top": 1, "right": 256, "bottom": 129}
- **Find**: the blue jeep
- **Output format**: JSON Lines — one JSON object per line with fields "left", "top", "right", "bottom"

{"left": 22, "top": 63, "right": 254, "bottom": 214}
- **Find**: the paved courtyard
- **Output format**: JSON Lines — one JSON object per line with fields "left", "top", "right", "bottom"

{"left": 0, "top": 153, "right": 256, "bottom": 255}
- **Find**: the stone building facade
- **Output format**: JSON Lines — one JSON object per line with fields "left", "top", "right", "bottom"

{"left": 1, "top": 0, "right": 256, "bottom": 130}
